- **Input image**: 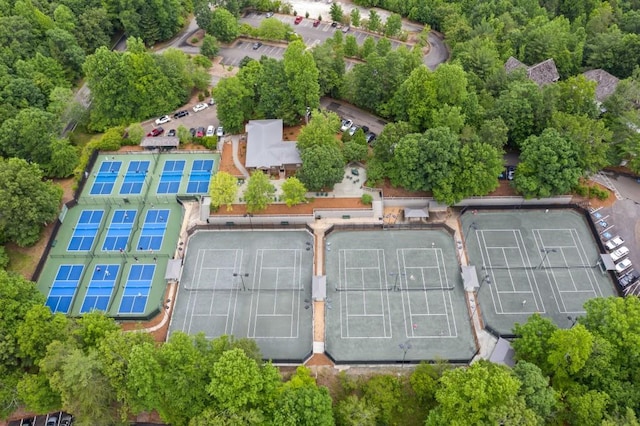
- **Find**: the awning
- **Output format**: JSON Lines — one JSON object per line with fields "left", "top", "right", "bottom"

{"left": 461, "top": 265, "right": 479, "bottom": 291}
{"left": 404, "top": 206, "right": 429, "bottom": 218}
{"left": 490, "top": 337, "right": 516, "bottom": 367}
{"left": 600, "top": 253, "right": 616, "bottom": 271}
{"left": 312, "top": 275, "right": 326, "bottom": 300}
{"left": 165, "top": 259, "right": 182, "bottom": 280}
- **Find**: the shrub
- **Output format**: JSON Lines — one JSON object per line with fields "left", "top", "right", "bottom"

{"left": 198, "top": 93, "right": 205, "bottom": 101}
{"left": 0, "top": 246, "right": 9, "bottom": 269}
{"left": 361, "top": 193, "right": 373, "bottom": 205}
{"left": 589, "top": 185, "right": 610, "bottom": 200}
{"left": 574, "top": 184, "right": 589, "bottom": 197}
{"left": 191, "top": 37, "right": 199, "bottom": 43}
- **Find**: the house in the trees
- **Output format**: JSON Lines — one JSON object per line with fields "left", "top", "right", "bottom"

{"left": 582, "top": 69, "right": 620, "bottom": 105}
{"left": 505, "top": 57, "right": 560, "bottom": 86}
{"left": 245, "top": 119, "right": 302, "bottom": 177}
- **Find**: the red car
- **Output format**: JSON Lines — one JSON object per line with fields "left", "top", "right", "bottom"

{"left": 294, "top": 16, "right": 303, "bottom": 24}
{"left": 313, "top": 19, "right": 320, "bottom": 27}
{"left": 196, "top": 127, "right": 205, "bottom": 138}
{"left": 147, "top": 127, "right": 164, "bottom": 137}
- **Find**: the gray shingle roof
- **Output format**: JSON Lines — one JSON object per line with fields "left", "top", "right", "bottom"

{"left": 504, "top": 56, "right": 527, "bottom": 73}
{"left": 140, "top": 137, "right": 179, "bottom": 148}
{"left": 245, "top": 119, "right": 302, "bottom": 169}
{"left": 505, "top": 57, "right": 560, "bottom": 86}
{"left": 582, "top": 69, "right": 620, "bottom": 103}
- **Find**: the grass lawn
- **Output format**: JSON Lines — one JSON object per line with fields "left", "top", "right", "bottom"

{"left": 6, "top": 247, "right": 36, "bottom": 279}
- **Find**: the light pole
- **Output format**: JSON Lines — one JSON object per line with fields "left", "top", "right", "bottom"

{"left": 389, "top": 271, "right": 406, "bottom": 291}
{"left": 479, "top": 274, "right": 491, "bottom": 291}
{"left": 567, "top": 316, "right": 577, "bottom": 328}
{"left": 399, "top": 340, "right": 412, "bottom": 367}
{"left": 538, "top": 248, "right": 557, "bottom": 269}
{"left": 233, "top": 272, "right": 249, "bottom": 291}
{"left": 244, "top": 213, "right": 253, "bottom": 230}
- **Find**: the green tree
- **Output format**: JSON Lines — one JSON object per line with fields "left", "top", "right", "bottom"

{"left": 512, "top": 313, "right": 559, "bottom": 375}
{"left": 565, "top": 389, "right": 609, "bottom": 426}
{"left": 213, "top": 76, "right": 251, "bottom": 134}
{"left": 0, "top": 158, "right": 62, "bottom": 247}
{"left": 375, "top": 37, "right": 392, "bottom": 56}
{"left": 297, "top": 143, "right": 345, "bottom": 191}
{"left": 360, "top": 36, "right": 376, "bottom": 58}
{"left": 362, "top": 375, "right": 402, "bottom": 425}
{"left": 549, "top": 75, "right": 598, "bottom": 118}
{"left": 478, "top": 117, "right": 509, "bottom": 151}
{"left": 344, "top": 34, "right": 358, "bottom": 57}
{"left": 281, "top": 177, "right": 307, "bottom": 207}
{"left": 283, "top": 40, "right": 320, "bottom": 122}
{"left": 209, "top": 171, "right": 238, "bottom": 211}
{"left": 343, "top": 128, "right": 368, "bottom": 162}
{"left": 0, "top": 107, "right": 60, "bottom": 169}
{"left": 244, "top": 171, "right": 275, "bottom": 213}
{"left": 334, "top": 395, "right": 378, "bottom": 426}
{"left": 273, "top": 367, "right": 334, "bottom": 426}
{"left": 207, "top": 348, "right": 265, "bottom": 413}
{"left": 384, "top": 13, "right": 402, "bottom": 37}
{"left": 512, "top": 361, "right": 557, "bottom": 422}
{"left": 456, "top": 142, "right": 502, "bottom": 198}
{"left": 0, "top": 246, "right": 8, "bottom": 269}
{"left": 200, "top": 34, "right": 219, "bottom": 58}
{"left": 208, "top": 8, "right": 238, "bottom": 43}
{"left": 495, "top": 79, "right": 545, "bottom": 147}
{"left": 330, "top": 3, "right": 343, "bottom": 23}
{"left": 350, "top": 8, "right": 361, "bottom": 27}
{"left": 426, "top": 360, "right": 536, "bottom": 425}
{"left": 312, "top": 40, "right": 345, "bottom": 98}
{"left": 367, "top": 10, "right": 382, "bottom": 33}
{"left": 16, "top": 305, "right": 68, "bottom": 367}
{"left": 514, "top": 128, "right": 583, "bottom": 198}
{"left": 258, "top": 18, "right": 288, "bottom": 41}
{"left": 45, "top": 138, "right": 79, "bottom": 178}
{"left": 16, "top": 371, "right": 62, "bottom": 414}
{"left": 73, "top": 311, "right": 120, "bottom": 350}
{"left": 127, "top": 123, "right": 146, "bottom": 145}
{"left": 296, "top": 110, "right": 341, "bottom": 151}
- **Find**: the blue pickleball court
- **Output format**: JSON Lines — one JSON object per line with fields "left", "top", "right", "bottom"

{"left": 46, "top": 264, "right": 84, "bottom": 314}
{"left": 118, "top": 264, "right": 155, "bottom": 314}
{"left": 68, "top": 210, "right": 104, "bottom": 251}
{"left": 186, "top": 159, "right": 214, "bottom": 193}
{"left": 120, "top": 161, "right": 150, "bottom": 195}
{"left": 90, "top": 161, "right": 121, "bottom": 195}
{"left": 157, "top": 160, "right": 185, "bottom": 194}
{"left": 102, "top": 209, "right": 137, "bottom": 251}
{"left": 80, "top": 264, "right": 120, "bottom": 313}
{"left": 136, "top": 209, "right": 169, "bottom": 251}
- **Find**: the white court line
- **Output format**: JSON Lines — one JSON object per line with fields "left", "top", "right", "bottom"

{"left": 399, "top": 248, "right": 457, "bottom": 338}
{"left": 339, "top": 249, "right": 390, "bottom": 339}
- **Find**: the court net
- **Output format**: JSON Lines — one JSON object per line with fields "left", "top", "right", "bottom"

{"left": 334, "top": 286, "right": 454, "bottom": 292}
{"left": 481, "top": 265, "right": 596, "bottom": 270}
{"left": 183, "top": 284, "right": 305, "bottom": 292}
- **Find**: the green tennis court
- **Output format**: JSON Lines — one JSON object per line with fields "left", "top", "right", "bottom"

{"left": 169, "top": 230, "right": 314, "bottom": 362}
{"left": 324, "top": 229, "right": 476, "bottom": 363}
{"left": 462, "top": 209, "right": 618, "bottom": 335}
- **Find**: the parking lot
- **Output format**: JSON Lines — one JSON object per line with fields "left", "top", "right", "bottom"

{"left": 143, "top": 101, "right": 221, "bottom": 138}
{"left": 8, "top": 412, "right": 71, "bottom": 426}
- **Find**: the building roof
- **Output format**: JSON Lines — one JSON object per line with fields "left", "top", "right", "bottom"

{"left": 245, "top": 119, "right": 302, "bottom": 169}
{"left": 140, "top": 137, "right": 179, "bottom": 148}
{"left": 489, "top": 337, "right": 516, "bottom": 367}
{"left": 527, "top": 59, "right": 560, "bottom": 86}
{"left": 583, "top": 69, "right": 620, "bottom": 103}
{"left": 504, "top": 56, "right": 527, "bottom": 73}
{"left": 404, "top": 207, "right": 429, "bottom": 218}
{"left": 505, "top": 57, "right": 560, "bottom": 86}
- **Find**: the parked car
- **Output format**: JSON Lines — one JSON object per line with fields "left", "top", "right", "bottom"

{"left": 265, "top": 11, "right": 274, "bottom": 17}
{"left": 506, "top": 165, "right": 515, "bottom": 181}
{"left": 611, "top": 246, "right": 630, "bottom": 262}
{"left": 313, "top": 19, "right": 321, "bottom": 27}
{"left": 294, "top": 16, "right": 303, "bottom": 24}
{"left": 146, "top": 127, "right": 164, "bottom": 137}
{"left": 340, "top": 119, "right": 353, "bottom": 132}
{"left": 619, "top": 271, "right": 639, "bottom": 287}
{"left": 193, "top": 103, "right": 209, "bottom": 112}
{"left": 167, "top": 129, "right": 176, "bottom": 137}
{"left": 60, "top": 414, "right": 73, "bottom": 426}
{"left": 361, "top": 125, "right": 370, "bottom": 134}
{"left": 189, "top": 128, "right": 196, "bottom": 137}
{"left": 615, "top": 258, "right": 632, "bottom": 274}
{"left": 21, "top": 419, "right": 33, "bottom": 426}
{"left": 46, "top": 416, "right": 58, "bottom": 426}
{"left": 155, "top": 115, "right": 171, "bottom": 125}
{"left": 331, "top": 22, "right": 338, "bottom": 27}
{"left": 253, "top": 41, "right": 262, "bottom": 50}
{"left": 216, "top": 126, "right": 224, "bottom": 137}
{"left": 365, "top": 132, "right": 377, "bottom": 144}
{"left": 206, "top": 125, "right": 215, "bottom": 137}
{"left": 209, "top": 97, "right": 216, "bottom": 105}
{"left": 498, "top": 169, "right": 507, "bottom": 180}
{"left": 348, "top": 125, "right": 360, "bottom": 136}
{"left": 605, "top": 236, "right": 624, "bottom": 250}
{"left": 342, "top": 26, "right": 350, "bottom": 33}
{"left": 196, "top": 127, "right": 205, "bottom": 137}
{"left": 173, "top": 110, "right": 189, "bottom": 119}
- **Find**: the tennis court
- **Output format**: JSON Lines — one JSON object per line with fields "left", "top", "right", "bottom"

{"left": 68, "top": 210, "right": 104, "bottom": 251}
{"left": 80, "top": 264, "right": 120, "bottom": 313}
{"left": 325, "top": 230, "right": 476, "bottom": 363}
{"left": 186, "top": 159, "right": 214, "bottom": 193}
{"left": 102, "top": 209, "right": 136, "bottom": 251}
{"left": 119, "top": 160, "right": 150, "bottom": 195}
{"left": 46, "top": 264, "right": 85, "bottom": 314}
{"left": 157, "top": 160, "right": 185, "bottom": 194}
{"left": 169, "top": 230, "right": 314, "bottom": 362}
{"left": 90, "top": 161, "right": 121, "bottom": 195}
{"left": 462, "top": 209, "right": 617, "bottom": 334}
{"left": 136, "top": 209, "right": 169, "bottom": 251}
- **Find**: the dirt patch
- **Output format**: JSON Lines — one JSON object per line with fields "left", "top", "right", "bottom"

{"left": 571, "top": 181, "right": 616, "bottom": 209}
{"left": 219, "top": 139, "right": 246, "bottom": 176}
{"left": 283, "top": 125, "right": 304, "bottom": 141}
{"left": 373, "top": 179, "right": 431, "bottom": 198}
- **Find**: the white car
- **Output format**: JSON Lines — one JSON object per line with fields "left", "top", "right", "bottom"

{"left": 340, "top": 119, "right": 353, "bottom": 132}
{"left": 348, "top": 125, "right": 360, "bottom": 136}
{"left": 610, "top": 246, "right": 630, "bottom": 262}
{"left": 155, "top": 115, "right": 171, "bottom": 125}
{"left": 605, "top": 236, "right": 624, "bottom": 251}
{"left": 615, "top": 258, "right": 632, "bottom": 274}
{"left": 216, "top": 126, "right": 224, "bottom": 137}
{"left": 193, "top": 103, "right": 209, "bottom": 113}
{"left": 206, "top": 125, "right": 214, "bottom": 137}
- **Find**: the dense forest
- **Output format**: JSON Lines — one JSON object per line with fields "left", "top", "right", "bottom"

{"left": 1, "top": 269, "right": 639, "bottom": 425}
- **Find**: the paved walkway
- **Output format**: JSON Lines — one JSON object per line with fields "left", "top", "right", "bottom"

{"left": 230, "top": 135, "right": 250, "bottom": 178}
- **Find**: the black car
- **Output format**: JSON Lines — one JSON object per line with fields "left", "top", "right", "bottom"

{"left": 365, "top": 132, "right": 376, "bottom": 144}
{"left": 253, "top": 42, "right": 262, "bottom": 50}
{"left": 361, "top": 125, "right": 370, "bottom": 134}
{"left": 331, "top": 22, "right": 338, "bottom": 27}
{"left": 167, "top": 129, "right": 176, "bottom": 137}
{"left": 173, "top": 110, "right": 189, "bottom": 119}
{"left": 189, "top": 128, "right": 196, "bottom": 137}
